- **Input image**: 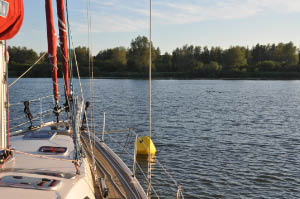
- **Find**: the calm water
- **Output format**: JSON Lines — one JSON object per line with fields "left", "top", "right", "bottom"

{"left": 8, "top": 79, "right": 300, "bottom": 199}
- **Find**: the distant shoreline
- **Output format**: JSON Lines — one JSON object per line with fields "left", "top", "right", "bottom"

{"left": 7, "top": 41, "right": 300, "bottom": 83}
{"left": 73, "top": 71, "right": 300, "bottom": 80}
{"left": 9, "top": 71, "right": 300, "bottom": 80}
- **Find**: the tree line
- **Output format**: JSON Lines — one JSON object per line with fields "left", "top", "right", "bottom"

{"left": 7, "top": 36, "right": 300, "bottom": 79}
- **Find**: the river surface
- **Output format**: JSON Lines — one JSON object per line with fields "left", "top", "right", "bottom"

{"left": 8, "top": 79, "right": 300, "bottom": 198}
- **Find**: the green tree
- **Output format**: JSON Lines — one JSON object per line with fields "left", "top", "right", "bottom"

{"left": 223, "top": 46, "right": 247, "bottom": 71}
{"left": 210, "top": 47, "right": 223, "bottom": 63}
{"left": 156, "top": 52, "right": 172, "bottom": 72}
{"left": 273, "top": 42, "right": 298, "bottom": 67}
{"left": 127, "top": 36, "right": 158, "bottom": 72}
{"left": 203, "top": 61, "right": 222, "bottom": 77}
{"left": 74, "top": 46, "right": 89, "bottom": 67}
{"left": 94, "top": 47, "right": 127, "bottom": 72}
{"left": 200, "top": 46, "right": 210, "bottom": 64}
{"left": 256, "top": 60, "right": 280, "bottom": 72}
{"left": 8, "top": 46, "right": 38, "bottom": 64}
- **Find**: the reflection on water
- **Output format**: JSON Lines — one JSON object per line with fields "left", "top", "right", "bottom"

{"left": 9, "top": 79, "right": 300, "bottom": 199}
{"left": 136, "top": 156, "right": 156, "bottom": 176}
{"left": 136, "top": 154, "right": 156, "bottom": 163}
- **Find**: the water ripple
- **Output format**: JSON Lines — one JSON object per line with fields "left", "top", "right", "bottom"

{"left": 9, "top": 79, "right": 300, "bottom": 199}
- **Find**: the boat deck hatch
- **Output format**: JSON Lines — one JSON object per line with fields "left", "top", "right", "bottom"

{"left": 0, "top": 175, "right": 61, "bottom": 190}
{"left": 38, "top": 146, "right": 67, "bottom": 154}
{"left": 23, "top": 130, "right": 57, "bottom": 140}
{"left": 0, "top": 169, "right": 76, "bottom": 179}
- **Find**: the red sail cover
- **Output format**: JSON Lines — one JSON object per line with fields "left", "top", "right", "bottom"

{"left": 45, "top": 0, "right": 59, "bottom": 103}
{"left": 56, "top": 0, "right": 69, "bottom": 98}
{"left": 0, "top": 0, "right": 24, "bottom": 40}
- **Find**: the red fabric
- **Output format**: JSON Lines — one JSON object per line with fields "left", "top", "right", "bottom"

{"left": 0, "top": 0, "right": 24, "bottom": 40}
{"left": 56, "top": 0, "right": 69, "bottom": 99}
{"left": 45, "top": 0, "right": 59, "bottom": 103}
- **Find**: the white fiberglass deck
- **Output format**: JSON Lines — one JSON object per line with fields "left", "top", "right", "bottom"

{"left": 0, "top": 126, "right": 96, "bottom": 199}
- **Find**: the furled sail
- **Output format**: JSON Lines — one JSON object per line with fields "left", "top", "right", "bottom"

{"left": 45, "top": 0, "right": 59, "bottom": 104}
{"left": 0, "top": 0, "right": 24, "bottom": 40}
{"left": 56, "top": 0, "right": 69, "bottom": 100}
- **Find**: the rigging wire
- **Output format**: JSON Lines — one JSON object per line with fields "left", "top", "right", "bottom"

{"left": 69, "top": 30, "right": 84, "bottom": 101}
{"left": 9, "top": 94, "right": 55, "bottom": 107}
{"left": 85, "top": 0, "right": 101, "bottom": 194}
{"left": 9, "top": 109, "right": 53, "bottom": 130}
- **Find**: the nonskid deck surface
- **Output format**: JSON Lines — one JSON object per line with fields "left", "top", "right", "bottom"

{"left": 81, "top": 132, "right": 147, "bottom": 199}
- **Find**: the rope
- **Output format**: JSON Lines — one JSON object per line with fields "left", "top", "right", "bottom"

{"left": 0, "top": 147, "right": 74, "bottom": 163}
{"left": 8, "top": 52, "right": 47, "bottom": 88}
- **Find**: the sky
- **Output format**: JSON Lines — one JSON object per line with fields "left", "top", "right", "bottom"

{"left": 7, "top": 0, "right": 300, "bottom": 55}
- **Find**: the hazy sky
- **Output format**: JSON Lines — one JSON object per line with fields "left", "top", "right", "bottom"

{"left": 7, "top": 0, "right": 300, "bottom": 55}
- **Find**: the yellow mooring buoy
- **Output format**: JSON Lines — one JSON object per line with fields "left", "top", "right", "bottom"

{"left": 136, "top": 136, "right": 156, "bottom": 155}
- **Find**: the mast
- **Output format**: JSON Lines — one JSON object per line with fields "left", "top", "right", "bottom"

{"left": 0, "top": 41, "right": 7, "bottom": 150}
{"left": 0, "top": 0, "right": 24, "bottom": 150}
{"left": 56, "top": 0, "right": 70, "bottom": 101}
{"left": 45, "top": 0, "right": 59, "bottom": 105}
